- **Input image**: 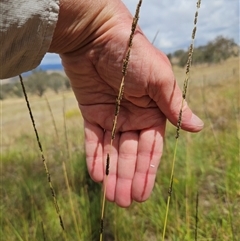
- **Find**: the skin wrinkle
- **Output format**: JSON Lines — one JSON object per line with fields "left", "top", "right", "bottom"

{"left": 94, "top": 46, "right": 126, "bottom": 90}
{"left": 91, "top": 30, "right": 149, "bottom": 96}
{"left": 52, "top": 0, "right": 116, "bottom": 53}
{"left": 166, "top": 80, "right": 180, "bottom": 122}
{"left": 81, "top": 103, "right": 166, "bottom": 135}
{"left": 117, "top": 155, "right": 137, "bottom": 180}
{"left": 150, "top": 76, "right": 187, "bottom": 128}
{"left": 124, "top": 96, "right": 156, "bottom": 109}
{"left": 124, "top": 44, "right": 151, "bottom": 97}
{"left": 147, "top": 50, "right": 175, "bottom": 99}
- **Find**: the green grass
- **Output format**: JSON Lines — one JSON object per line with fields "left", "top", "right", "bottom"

{"left": 1, "top": 58, "right": 239, "bottom": 240}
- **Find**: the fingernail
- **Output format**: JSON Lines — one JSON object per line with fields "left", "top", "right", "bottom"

{"left": 191, "top": 114, "right": 204, "bottom": 127}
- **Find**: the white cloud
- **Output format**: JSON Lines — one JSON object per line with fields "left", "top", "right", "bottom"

{"left": 122, "top": 0, "right": 239, "bottom": 53}
{"left": 42, "top": 0, "right": 239, "bottom": 65}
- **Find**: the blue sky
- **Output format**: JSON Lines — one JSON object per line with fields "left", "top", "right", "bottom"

{"left": 41, "top": 0, "right": 239, "bottom": 65}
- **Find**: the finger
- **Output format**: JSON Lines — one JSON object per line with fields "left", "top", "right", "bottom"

{"left": 148, "top": 62, "right": 204, "bottom": 132}
{"left": 84, "top": 120, "right": 104, "bottom": 182}
{"left": 103, "top": 131, "right": 120, "bottom": 202}
{"left": 132, "top": 126, "right": 165, "bottom": 202}
{"left": 115, "top": 131, "right": 138, "bottom": 207}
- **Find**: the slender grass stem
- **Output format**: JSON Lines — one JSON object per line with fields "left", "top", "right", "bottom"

{"left": 63, "top": 94, "right": 70, "bottom": 159}
{"left": 162, "top": 1, "right": 201, "bottom": 240}
{"left": 6, "top": 218, "right": 24, "bottom": 241}
{"left": 162, "top": 138, "right": 178, "bottom": 240}
{"left": 99, "top": 151, "right": 111, "bottom": 241}
{"left": 194, "top": 192, "right": 199, "bottom": 241}
{"left": 19, "top": 75, "right": 64, "bottom": 231}
{"left": 185, "top": 133, "right": 191, "bottom": 239}
{"left": 152, "top": 30, "right": 160, "bottom": 45}
{"left": 62, "top": 161, "right": 81, "bottom": 240}
{"left": 41, "top": 222, "right": 46, "bottom": 241}
{"left": 44, "top": 95, "right": 59, "bottom": 142}
{"left": 99, "top": 1, "right": 143, "bottom": 240}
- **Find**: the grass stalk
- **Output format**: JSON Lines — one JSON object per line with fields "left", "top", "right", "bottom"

{"left": 62, "top": 161, "right": 81, "bottom": 240}
{"left": 99, "top": 1, "right": 143, "bottom": 240}
{"left": 162, "top": 139, "right": 178, "bottom": 240}
{"left": 19, "top": 75, "right": 64, "bottom": 231}
{"left": 152, "top": 30, "right": 160, "bottom": 45}
{"left": 41, "top": 222, "right": 46, "bottom": 241}
{"left": 162, "top": 1, "right": 201, "bottom": 239}
{"left": 44, "top": 94, "right": 59, "bottom": 142}
{"left": 194, "top": 192, "right": 199, "bottom": 241}
{"left": 63, "top": 94, "right": 71, "bottom": 159}
{"left": 185, "top": 133, "right": 191, "bottom": 240}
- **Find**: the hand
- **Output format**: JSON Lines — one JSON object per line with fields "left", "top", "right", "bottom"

{"left": 49, "top": 0, "right": 204, "bottom": 207}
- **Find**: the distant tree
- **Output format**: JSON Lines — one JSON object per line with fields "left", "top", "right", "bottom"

{"left": 175, "top": 36, "right": 238, "bottom": 67}
{"left": 1, "top": 83, "right": 14, "bottom": 99}
{"left": 12, "top": 82, "right": 23, "bottom": 98}
{"left": 173, "top": 49, "right": 189, "bottom": 67}
{"left": 192, "top": 47, "right": 205, "bottom": 65}
{"left": 198, "top": 36, "right": 237, "bottom": 64}
{"left": 0, "top": 90, "right": 5, "bottom": 100}
{"left": 26, "top": 70, "right": 48, "bottom": 97}
{"left": 210, "top": 36, "right": 237, "bottom": 63}
{"left": 48, "top": 72, "right": 66, "bottom": 94}
{"left": 178, "top": 51, "right": 189, "bottom": 67}
{"left": 173, "top": 49, "right": 185, "bottom": 58}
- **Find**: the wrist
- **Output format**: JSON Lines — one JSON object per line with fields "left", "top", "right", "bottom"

{"left": 48, "top": 0, "right": 120, "bottom": 54}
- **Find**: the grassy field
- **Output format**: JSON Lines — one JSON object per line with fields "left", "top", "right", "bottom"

{"left": 1, "top": 57, "right": 239, "bottom": 240}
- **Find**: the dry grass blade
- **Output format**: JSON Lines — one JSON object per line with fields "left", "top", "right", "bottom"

{"left": 99, "top": 1, "right": 143, "bottom": 240}
{"left": 152, "top": 30, "right": 160, "bottom": 45}
{"left": 19, "top": 74, "right": 65, "bottom": 231}
{"left": 162, "top": 1, "right": 201, "bottom": 240}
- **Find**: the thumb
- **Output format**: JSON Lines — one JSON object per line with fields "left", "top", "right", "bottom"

{"left": 149, "top": 61, "right": 203, "bottom": 132}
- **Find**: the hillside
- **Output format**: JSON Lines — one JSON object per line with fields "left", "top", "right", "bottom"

{"left": 1, "top": 56, "right": 239, "bottom": 240}
{"left": 1, "top": 57, "right": 238, "bottom": 148}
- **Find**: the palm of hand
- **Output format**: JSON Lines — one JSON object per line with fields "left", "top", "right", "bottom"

{"left": 60, "top": 18, "right": 202, "bottom": 207}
